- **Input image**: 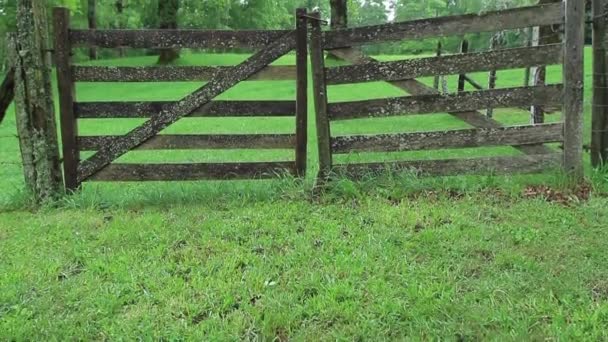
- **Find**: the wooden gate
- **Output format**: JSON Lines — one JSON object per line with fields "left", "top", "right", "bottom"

{"left": 53, "top": 8, "right": 309, "bottom": 191}
{"left": 311, "top": 1, "right": 585, "bottom": 180}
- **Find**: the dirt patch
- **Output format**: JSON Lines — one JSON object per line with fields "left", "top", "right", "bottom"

{"left": 523, "top": 183, "right": 592, "bottom": 206}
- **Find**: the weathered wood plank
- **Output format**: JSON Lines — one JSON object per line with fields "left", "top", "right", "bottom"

{"left": 72, "top": 65, "right": 297, "bottom": 82}
{"left": 310, "top": 13, "right": 333, "bottom": 179}
{"left": 457, "top": 40, "right": 469, "bottom": 92}
{"left": 563, "top": 0, "right": 585, "bottom": 178}
{"left": 89, "top": 162, "right": 296, "bottom": 181}
{"left": 295, "top": 8, "right": 308, "bottom": 176}
{"left": 326, "top": 44, "right": 563, "bottom": 85}
{"left": 328, "top": 47, "right": 556, "bottom": 156}
{"left": 322, "top": 3, "right": 564, "bottom": 49}
{"left": 328, "top": 85, "right": 563, "bottom": 120}
{"left": 78, "top": 134, "right": 296, "bottom": 151}
{"left": 332, "top": 123, "right": 564, "bottom": 153}
{"left": 335, "top": 154, "right": 562, "bottom": 178}
{"left": 53, "top": 8, "right": 80, "bottom": 191}
{"left": 69, "top": 29, "right": 292, "bottom": 49}
{"left": 75, "top": 101, "right": 296, "bottom": 118}
{"left": 77, "top": 31, "right": 297, "bottom": 183}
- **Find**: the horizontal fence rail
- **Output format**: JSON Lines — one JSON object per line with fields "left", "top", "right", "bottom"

{"left": 325, "top": 44, "right": 563, "bottom": 85}
{"left": 69, "top": 29, "right": 293, "bottom": 49}
{"left": 89, "top": 162, "right": 297, "bottom": 181}
{"left": 73, "top": 65, "right": 297, "bottom": 82}
{"left": 336, "top": 154, "right": 563, "bottom": 178}
{"left": 331, "top": 124, "right": 564, "bottom": 153}
{"left": 75, "top": 101, "right": 297, "bottom": 118}
{"left": 322, "top": 2, "right": 564, "bottom": 48}
{"left": 78, "top": 134, "right": 296, "bottom": 151}
{"left": 328, "top": 85, "right": 563, "bottom": 120}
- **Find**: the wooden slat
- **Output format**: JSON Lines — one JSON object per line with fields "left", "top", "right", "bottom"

{"left": 332, "top": 123, "right": 563, "bottom": 153}
{"left": 77, "top": 31, "right": 297, "bottom": 183}
{"left": 72, "top": 65, "right": 297, "bottom": 82}
{"left": 335, "top": 154, "right": 562, "bottom": 178}
{"left": 75, "top": 101, "right": 296, "bottom": 118}
{"left": 78, "top": 134, "right": 296, "bottom": 151}
{"left": 88, "top": 162, "right": 296, "bottom": 181}
{"left": 328, "top": 85, "right": 563, "bottom": 120}
{"left": 328, "top": 47, "right": 555, "bottom": 156}
{"left": 322, "top": 3, "right": 564, "bottom": 48}
{"left": 326, "top": 44, "right": 563, "bottom": 85}
{"left": 69, "top": 29, "right": 292, "bottom": 49}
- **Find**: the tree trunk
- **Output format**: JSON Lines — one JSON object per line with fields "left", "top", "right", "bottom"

{"left": 330, "top": 0, "right": 347, "bottom": 30}
{"left": 157, "top": 0, "right": 180, "bottom": 65}
{"left": 87, "top": 0, "right": 97, "bottom": 60}
{"left": 9, "top": 0, "right": 63, "bottom": 203}
{"left": 115, "top": 0, "right": 125, "bottom": 58}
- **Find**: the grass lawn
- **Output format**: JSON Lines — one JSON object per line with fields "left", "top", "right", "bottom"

{"left": 0, "top": 47, "right": 607, "bottom": 340}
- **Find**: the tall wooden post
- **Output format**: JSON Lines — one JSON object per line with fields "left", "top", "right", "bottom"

{"left": 9, "top": 0, "right": 63, "bottom": 202}
{"left": 487, "top": 34, "right": 500, "bottom": 118}
{"left": 563, "top": 0, "right": 586, "bottom": 178}
{"left": 295, "top": 8, "right": 308, "bottom": 177}
{"left": 592, "top": 0, "right": 608, "bottom": 167}
{"left": 310, "top": 13, "right": 332, "bottom": 181}
{"left": 53, "top": 7, "right": 80, "bottom": 191}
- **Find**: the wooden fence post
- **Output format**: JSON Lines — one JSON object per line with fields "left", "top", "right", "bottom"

{"left": 563, "top": 0, "right": 586, "bottom": 178}
{"left": 295, "top": 8, "right": 308, "bottom": 177}
{"left": 457, "top": 39, "right": 469, "bottom": 92}
{"left": 53, "top": 7, "right": 80, "bottom": 191}
{"left": 592, "top": 0, "right": 608, "bottom": 168}
{"left": 310, "top": 13, "right": 332, "bottom": 181}
{"left": 9, "top": 0, "right": 63, "bottom": 202}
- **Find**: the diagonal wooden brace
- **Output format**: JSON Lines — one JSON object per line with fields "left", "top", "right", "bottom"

{"left": 329, "top": 47, "right": 555, "bottom": 156}
{"left": 77, "top": 31, "right": 297, "bottom": 183}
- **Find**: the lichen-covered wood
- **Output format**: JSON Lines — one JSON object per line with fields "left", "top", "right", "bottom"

{"left": 328, "top": 48, "right": 555, "bottom": 156}
{"left": 336, "top": 154, "right": 563, "bottom": 178}
{"left": 10, "top": 0, "right": 63, "bottom": 202}
{"left": 322, "top": 3, "right": 564, "bottom": 49}
{"left": 75, "top": 100, "right": 297, "bottom": 118}
{"left": 332, "top": 123, "right": 564, "bottom": 153}
{"left": 90, "top": 162, "right": 296, "bottom": 182}
{"left": 328, "top": 85, "right": 563, "bottom": 120}
{"left": 73, "top": 65, "right": 298, "bottom": 82}
{"left": 69, "top": 29, "right": 292, "bottom": 49}
{"left": 77, "top": 31, "right": 297, "bottom": 183}
{"left": 326, "top": 44, "right": 563, "bottom": 85}
{"left": 78, "top": 134, "right": 296, "bottom": 151}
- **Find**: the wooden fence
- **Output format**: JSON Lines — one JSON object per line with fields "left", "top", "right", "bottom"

{"left": 53, "top": 8, "right": 309, "bottom": 190}
{"left": 311, "top": 1, "right": 585, "bottom": 180}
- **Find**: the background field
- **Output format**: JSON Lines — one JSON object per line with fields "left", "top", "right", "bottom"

{"left": 1, "top": 49, "right": 607, "bottom": 340}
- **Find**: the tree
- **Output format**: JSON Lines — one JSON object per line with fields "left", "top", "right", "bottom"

{"left": 330, "top": 0, "right": 347, "bottom": 29}
{"left": 157, "top": 0, "right": 180, "bottom": 65}
{"left": 9, "top": 0, "right": 63, "bottom": 202}
{"left": 87, "top": 0, "right": 97, "bottom": 59}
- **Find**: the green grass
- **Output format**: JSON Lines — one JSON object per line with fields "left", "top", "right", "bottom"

{"left": 1, "top": 48, "right": 607, "bottom": 340}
